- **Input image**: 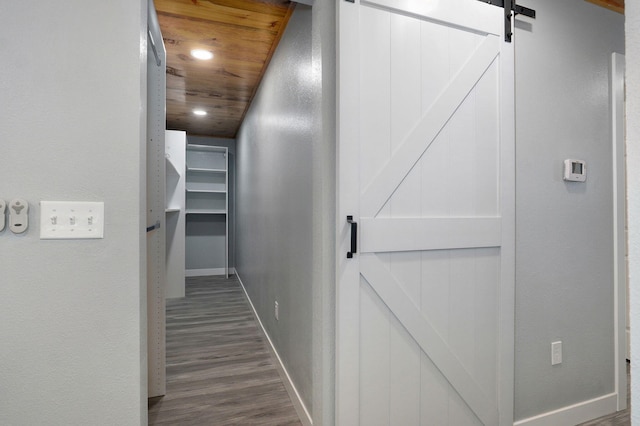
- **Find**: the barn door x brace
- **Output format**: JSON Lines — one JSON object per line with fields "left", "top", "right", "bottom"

{"left": 477, "top": 0, "right": 536, "bottom": 42}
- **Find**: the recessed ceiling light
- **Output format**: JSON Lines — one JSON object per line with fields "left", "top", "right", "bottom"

{"left": 190, "top": 49, "right": 213, "bottom": 60}
{"left": 193, "top": 109, "right": 207, "bottom": 116}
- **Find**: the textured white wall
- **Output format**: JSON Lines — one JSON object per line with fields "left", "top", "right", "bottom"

{"left": 0, "top": 2, "right": 147, "bottom": 424}
{"left": 514, "top": 0, "right": 624, "bottom": 421}
{"left": 235, "top": 4, "right": 337, "bottom": 421}
{"left": 626, "top": 1, "right": 640, "bottom": 423}
{"left": 236, "top": 5, "right": 315, "bottom": 414}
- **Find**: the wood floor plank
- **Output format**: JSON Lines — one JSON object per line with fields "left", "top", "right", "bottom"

{"left": 149, "top": 275, "right": 302, "bottom": 426}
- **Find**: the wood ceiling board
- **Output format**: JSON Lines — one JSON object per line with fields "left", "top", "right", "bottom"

{"left": 585, "top": 0, "right": 624, "bottom": 13}
{"left": 187, "top": 0, "right": 291, "bottom": 15}
{"left": 167, "top": 87, "right": 254, "bottom": 106}
{"left": 166, "top": 117, "right": 238, "bottom": 138}
{"left": 167, "top": 111, "right": 241, "bottom": 123}
{"left": 166, "top": 97, "right": 247, "bottom": 137}
{"left": 165, "top": 61, "right": 266, "bottom": 94}
{"left": 166, "top": 67, "right": 258, "bottom": 105}
{"left": 165, "top": 55, "right": 268, "bottom": 79}
{"left": 155, "top": 0, "right": 295, "bottom": 137}
{"left": 155, "top": 0, "right": 288, "bottom": 32}
{"left": 158, "top": 14, "right": 274, "bottom": 61}
{"left": 175, "top": 87, "right": 255, "bottom": 103}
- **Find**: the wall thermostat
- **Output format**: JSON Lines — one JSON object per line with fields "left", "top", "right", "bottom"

{"left": 564, "top": 159, "right": 586, "bottom": 182}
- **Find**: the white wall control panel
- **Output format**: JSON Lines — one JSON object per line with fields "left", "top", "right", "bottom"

{"left": 10, "top": 199, "right": 29, "bottom": 234}
{"left": 40, "top": 201, "right": 104, "bottom": 239}
{"left": 564, "top": 159, "right": 587, "bottom": 182}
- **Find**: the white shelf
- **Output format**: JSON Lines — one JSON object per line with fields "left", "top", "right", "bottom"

{"left": 186, "top": 209, "right": 227, "bottom": 215}
{"left": 187, "top": 144, "right": 227, "bottom": 153}
{"left": 165, "top": 156, "right": 180, "bottom": 177}
{"left": 165, "top": 130, "right": 187, "bottom": 299}
{"left": 186, "top": 189, "right": 226, "bottom": 194}
{"left": 187, "top": 167, "right": 226, "bottom": 173}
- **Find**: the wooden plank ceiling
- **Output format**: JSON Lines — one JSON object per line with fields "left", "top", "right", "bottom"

{"left": 155, "top": 0, "right": 295, "bottom": 138}
{"left": 155, "top": 0, "right": 622, "bottom": 138}
{"left": 585, "top": 0, "right": 624, "bottom": 14}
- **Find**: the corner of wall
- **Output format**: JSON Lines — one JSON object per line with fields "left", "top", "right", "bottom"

{"left": 625, "top": 0, "right": 640, "bottom": 423}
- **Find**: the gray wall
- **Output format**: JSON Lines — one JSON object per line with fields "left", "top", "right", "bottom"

{"left": 515, "top": 0, "right": 624, "bottom": 420}
{"left": 0, "top": 1, "right": 147, "bottom": 425}
{"left": 626, "top": 1, "right": 640, "bottom": 422}
{"left": 185, "top": 136, "right": 236, "bottom": 271}
{"left": 236, "top": 4, "right": 316, "bottom": 415}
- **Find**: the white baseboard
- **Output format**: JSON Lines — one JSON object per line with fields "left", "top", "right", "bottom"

{"left": 185, "top": 267, "right": 235, "bottom": 277}
{"left": 513, "top": 393, "right": 618, "bottom": 426}
{"left": 236, "top": 273, "right": 313, "bottom": 426}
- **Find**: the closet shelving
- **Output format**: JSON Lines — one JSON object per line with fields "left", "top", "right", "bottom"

{"left": 185, "top": 144, "right": 229, "bottom": 277}
{"left": 185, "top": 145, "right": 227, "bottom": 215}
{"left": 165, "top": 130, "right": 186, "bottom": 299}
{"left": 165, "top": 154, "right": 181, "bottom": 213}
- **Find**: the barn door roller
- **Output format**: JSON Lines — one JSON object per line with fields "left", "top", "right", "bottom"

{"left": 477, "top": 0, "right": 536, "bottom": 42}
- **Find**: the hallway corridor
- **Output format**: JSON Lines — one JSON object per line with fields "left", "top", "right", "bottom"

{"left": 148, "top": 275, "right": 302, "bottom": 425}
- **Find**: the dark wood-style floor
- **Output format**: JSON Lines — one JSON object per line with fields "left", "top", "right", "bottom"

{"left": 148, "top": 275, "right": 302, "bottom": 426}
{"left": 149, "top": 275, "right": 630, "bottom": 425}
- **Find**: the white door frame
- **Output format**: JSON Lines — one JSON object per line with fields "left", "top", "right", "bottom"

{"left": 611, "top": 51, "right": 627, "bottom": 411}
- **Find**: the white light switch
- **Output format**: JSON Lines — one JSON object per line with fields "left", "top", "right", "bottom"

{"left": 40, "top": 201, "right": 104, "bottom": 239}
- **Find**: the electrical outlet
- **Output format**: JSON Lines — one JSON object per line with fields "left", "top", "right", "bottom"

{"left": 551, "top": 341, "right": 562, "bottom": 365}
{"left": 275, "top": 301, "right": 279, "bottom": 321}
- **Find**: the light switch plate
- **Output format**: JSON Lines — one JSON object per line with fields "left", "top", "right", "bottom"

{"left": 40, "top": 201, "right": 104, "bottom": 239}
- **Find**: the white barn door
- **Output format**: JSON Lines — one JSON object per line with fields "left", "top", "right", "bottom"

{"left": 337, "top": 0, "right": 515, "bottom": 425}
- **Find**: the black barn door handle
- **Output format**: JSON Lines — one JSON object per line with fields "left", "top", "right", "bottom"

{"left": 347, "top": 215, "right": 357, "bottom": 259}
